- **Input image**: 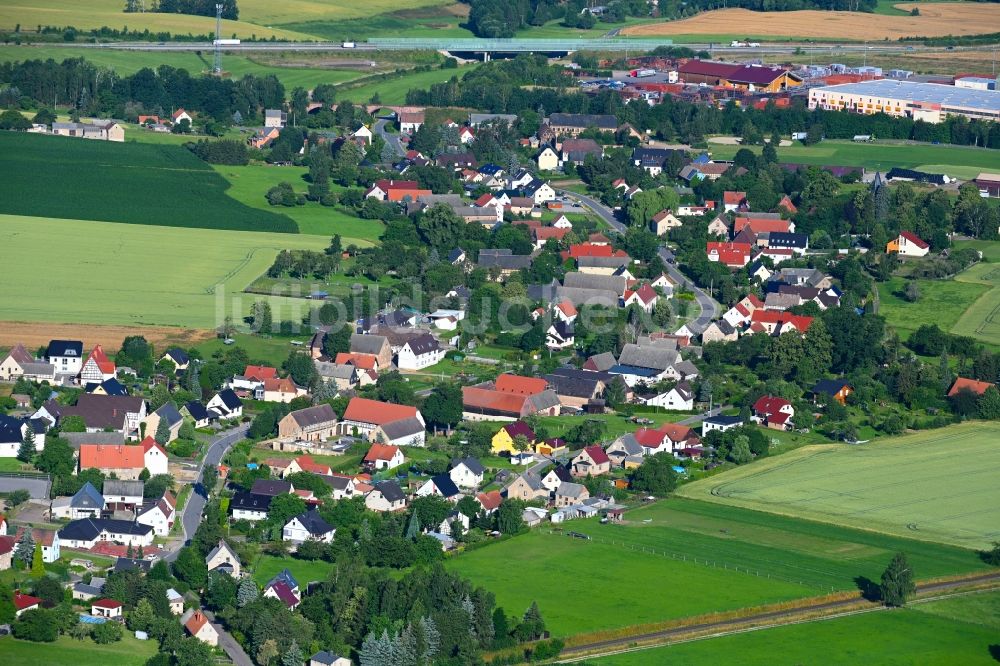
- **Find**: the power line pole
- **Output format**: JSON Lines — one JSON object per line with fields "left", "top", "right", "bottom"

{"left": 213, "top": 4, "right": 223, "bottom": 76}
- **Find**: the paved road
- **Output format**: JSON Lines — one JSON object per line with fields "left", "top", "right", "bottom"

{"left": 677, "top": 405, "right": 727, "bottom": 427}
{"left": 164, "top": 423, "right": 248, "bottom": 562}
{"left": 556, "top": 570, "right": 1000, "bottom": 662}
{"left": 558, "top": 189, "right": 720, "bottom": 333}
{"left": 374, "top": 118, "right": 405, "bottom": 158}
{"left": 204, "top": 609, "right": 254, "bottom": 666}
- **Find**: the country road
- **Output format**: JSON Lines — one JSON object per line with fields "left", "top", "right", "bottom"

{"left": 555, "top": 570, "right": 1000, "bottom": 662}
{"left": 374, "top": 118, "right": 405, "bottom": 158}
{"left": 558, "top": 189, "right": 720, "bottom": 333}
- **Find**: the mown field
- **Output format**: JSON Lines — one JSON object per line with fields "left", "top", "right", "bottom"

{"left": 0, "top": 45, "right": 368, "bottom": 90}
{"left": 952, "top": 261, "right": 1000, "bottom": 348}
{"left": 212, "top": 164, "right": 383, "bottom": 243}
{"left": 622, "top": 3, "right": 1000, "bottom": 40}
{"left": 0, "top": 214, "right": 328, "bottom": 328}
{"left": 877, "top": 275, "right": 990, "bottom": 340}
{"left": 446, "top": 529, "right": 816, "bottom": 637}
{"left": 587, "top": 590, "right": 1000, "bottom": 666}
{"left": 0, "top": 633, "right": 158, "bottom": 666}
{"left": 338, "top": 63, "right": 481, "bottom": 105}
{"left": 678, "top": 422, "right": 1000, "bottom": 550}
{"left": 0, "top": 132, "right": 298, "bottom": 233}
{"left": 709, "top": 139, "right": 1000, "bottom": 179}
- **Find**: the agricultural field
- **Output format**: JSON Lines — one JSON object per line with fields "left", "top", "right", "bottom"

{"left": 212, "top": 164, "right": 383, "bottom": 243}
{"left": 0, "top": 45, "right": 369, "bottom": 90}
{"left": 0, "top": 633, "right": 159, "bottom": 666}
{"left": 0, "top": 133, "right": 298, "bottom": 233}
{"left": 0, "top": 0, "right": 452, "bottom": 39}
{"left": 876, "top": 275, "right": 990, "bottom": 340}
{"left": 709, "top": 139, "right": 1000, "bottom": 180}
{"left": 0, "top": 320, "right": 213, "bottom": 351}
{"left": 446, "top": 529, "right": 816, "bottom": 637}
{"left": 0, "top": 214, "right": 328, "bottom": 329}
{"left": 588, "top": 590, "right": 1000, "bottom": 666}
{"left": 678, "top": 422, "right": 1000, "bottom": 549}
{"left": 621, "top": 3, "right": 1000, "bottom": 40}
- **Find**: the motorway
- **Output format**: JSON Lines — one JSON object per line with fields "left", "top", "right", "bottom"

{"left": 35, "top": 40, "right": 988, "bottom": 57}
{"left": 558, "top": 189, "right": 720, "bottom": 333}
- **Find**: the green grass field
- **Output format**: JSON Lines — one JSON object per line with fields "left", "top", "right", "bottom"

{"left": 0, "top": 132, "right": 297, "bottom": 233}
{"left": 588, "top": 590, "right": 1000, "bottom": 665}
{"left": 212, "top": 165, "right": 382, "bottom": 243}
{"left": 579, "top": 498, "right": 986, "bottom": 592}
{"left": 1, "top": 214, "right": 328, "bottom": 328}
{"left": 339, "top": 64, "right": 481, "bottom": 104}
{"left": 0, "top": 633, "right": 159, "bottom": 666}
{"left": 709, "top": 140, "right": 1000, "bottom": 177}
{"left": 253, "top": 553, "right": 334, "bottom": 586}
{"left": 951, "top": 261, "right": 1000, "bottom": 347}
{"left": 877, "top": 275, "right": 990, "bottom": 339}
{"left": 446, "top": 529, "right": 816, "bottom": 637}
{"left": 0, "top": 45, "right": 367, "bottom": 89}
{"left": 533, "top": 412, "right": 691, "bottom": 441}
{"left": 678, "top": 422, "right": 1000, "bottom": 549}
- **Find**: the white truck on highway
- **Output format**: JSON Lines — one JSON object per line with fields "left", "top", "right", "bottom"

{"left": 342, "top": 41, "right": 356, "bottom": 48}
{"left": 730, "top": 40, "right": 761, "bottom": 48}
{"left": 213, "top": 39, "right": 240, "bottom": 46}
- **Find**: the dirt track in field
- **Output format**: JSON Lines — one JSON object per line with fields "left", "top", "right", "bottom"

{"left": 0, "top": 321, "right": 214, "bottom": 353}
{"left": 623, "top": 4, "right": 1000, "bottom": 40}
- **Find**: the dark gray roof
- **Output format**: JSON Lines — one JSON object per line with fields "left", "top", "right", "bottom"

{"left": 47, "top": 339, "right": 83, "bottom": 358}
{"left": 451, "top": 457, "right": 485, "bottom": 475}
{"left": 310, "top": 652, "right": 348, "bottom": 666}
{"left": 704, "top": 415, "right": 744, "bottom": 426}
{"left": 230, "top": 491, "right": 273, "bottom": 513}
{"left": 85, "top": 378, "right": 128, "bottom": 396}
{"left": 618, "top": 344, "right": 679, "bottom": 372}
{"left": 290, "top": 509, "right": 334, "bottom": 535}
{"left": 71, "top": 482, "right": 105, "bottom": 509}
{"left": 154, "top": 402, "right": 183, "bottom": 428}
{"left": 287, "top": 404, "right": 338, "bottom": 428}
{"left": 318, "top": 475, "right": 353, "bottom": 492}
{"left": 404, "top": 333, "right": 440, "bottom": 356}
{"left": 113, "top": 557, "right": 152, "bottom": 572}
{"left": 57, "top": 395, "right": 146, "bottom": 430}
{"left": 215, "top": 389, "right": 242, "bottom": 410}
{"left": 543, "top": 369, "right": 604, "bottom": 398}
{"left": 586, "top": 352, "right": 617, "bottom": 372}
{"left": 563, "top": 272, "right": 627, "bottom": 295}
{"left": 812, "top": 378, "right": 852, "bottom": 396}
{"left": 58, "top": 518, "right": 151, "bottom": 541}
{"left": 184, "top": 401, "right": 212, "bottom": 422}
{"left": 0, "top": 414, "right": 23, "bottom": 445}
{"left": 548, "top": 113, "right": 617, "bottom": 130}
{"left": 250, "top": 479, "right": 292, "bottom": 496}
{"left": 429, "top": 474, "right": 460, "bottom": 498}
{"left": 103, "top": 480, "right": 144, "bottom": 497}
{"left": 374, "top": 480, "right": 406, "bottom": 502}
{"left": 380, "top": 416, "right": 425, "bottom": 441}
{"left": 350, "top": 333, "right": 388, "bottom": 356}
{"left": 164, "top": 348, "right": 189, "bottom": 365}
{"left": 62, "top": 431, "right": 125, "bottom": 449}
{"left": 765, "top": 232, "right": 808, "bottom": 249}
{"left": 554, "top": 286, "right": 619, "bottom": 308}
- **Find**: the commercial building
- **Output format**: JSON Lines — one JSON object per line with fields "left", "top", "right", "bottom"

{"left": 808, "top": 80, "right": 1000, "bottom": 123}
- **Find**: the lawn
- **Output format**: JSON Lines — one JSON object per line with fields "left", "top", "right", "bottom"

{"left": 0, "top": 633, "right": 158, "bottom": 666}
{"left": 951, "top": 261, "right": 1000, "bottom": 348}
{"left": 709, "top": 139, "right": 1000, "bottom": 178}
{"left": 446, "top": 529, "right": 816, "bottom": 637}
{"left": 0, "top": 133, "right": 297, "bottom": 233}
{"left": 339, "top": 64, "right": 481, "bottom": 105}
{"left": 195, "top": 333, "right": 317, "bottom": 367}
{"left": 253, "top": 553, "right": 335, "bottom": 586}
{"left": 533, "top": 412, "right": 691, "bottom": 441}
{"left": 0, "top": 214, "right": 328, "bottom": 329}
{"left": 678, "top": 421, "right": 1000, "bottom": 550}
{"left": 589, "top": 591, "right": 1000, "bottom": 665}
{"left": 212, "top": 165, "right": 383, "bottom": 244}
{"left": 877, "top": 275, "right": 990, "bottom": 339}
{"left": 0, "top": 46, "right": 367, "bottom": 90}
{"left": 588, "top": 498, "right": 986, "bottom": 592}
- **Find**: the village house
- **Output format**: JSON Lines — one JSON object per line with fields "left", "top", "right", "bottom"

{"left": 52, "top": 119, "right": 124, "bottom": 142}
{"left": 464, "top": 375, "right": 561, "bottom": 422}
{"left": 278, "top": 404, "right": 339, "bottom": 441}
{"left": 160, "top": 348, "right": 190, "bottom": 372}
{"left": 229, "top": 492, "right": 272, "bottom": 522}
{"left": 52, "top": 481, "right": 105, "bottom": 519}
{"left": 554, "top": 482, "right": 590, "bottom": 507}
{"left": 399, "top": 110, "right": 425, "bottom": 133}
{"left": 80, "top": 345, "right": 116, "bottom": 385}
{"left": 701, "top": 319, "right": 739, "bottom": 344}
{"left": 0, "top": 344, "right": 53, "bottom": 381}
{"left": 571, "top": 446, "right": 612, "bottom": 477}
{"left": 349, "top": 334, "right": 393, "bottom": 369}
{"left": 415, "top": 474, "right": 461, "bottom": 501}
{"left": 136, "top": 493, "right": 176, "bottom": 536}
{"left": 206, "top": 388, "right": 243, "bottom": 419}
{"left": 57, "top": 518, "right": 154, "bottom": 549}
{"left": 143, "top": 402, "right": 183, "bottom": 444}
{"left": 752, "top": 395, "right": 795, "bottom": 430}
{"left": 642, "top": 381, "right": 695, "bottom": 411}
{"left": 185, "top": 610, "right": 219, "bottom": 646}
{"left": 13, "top": 527, "right": 60, "bottom": 563}
{"left": 310, "top": 651, "right": 353, "bottom": 666}
{"left": 651, "top": 210, "right": 682, "bottom": 236}
{"left": 102, "top": 479, "right": 144, "bottom": 509}
{"left": 14, "top": 591, "right": 42, "bottom": 617}
{"left": 886, "top": 230, "right": 930, "bottom": 257}
{"left": 38, "top": 394, "right": 147, "bottom": 439}
{"left": 702, "top": 415, "right": 745, "bottom": 435}
{"left": 283, "top": 509, "right": 336, "bottom": 544}
{"left": 491, "top": 421, "right": 536, "bottom": 454}
{"left": 605, "top": 434, "right": 645, "bottom": 468}
{"left": 812, "top": 379, "right": 855, "bottom": 405}
{"left": 365, "top": 480, "right": 408, "bottom": 512}
{"left": 167, "top": 588, "right": 184, "bottom": 615}
{"left": 363, "top": 444, "right": 405, "bottom": 471}
{"left": 46, "top": 339, "right": 84, "bottom": 377}
{"left": 947, "top": 377, "right": 996, "bottom": 398}
{"left": 505, "top": 472, "right": 548, "bottom": 502}
{"left": 449, "top": 458, "right": 485, "bottom": 489}
{"left": 546, "top": 113, "right": 617, "bottom": 137}
{"left": 536, "top": 146, "right": 559, "bottom": 171}
{"left": 78, "top": 437, "right": 168, "bottom": 479}
{"left": 397, "top": 333, "right": 445, "bottom": 370}
{"left": 91, "top": 598, "right": 123, "bottom": 619}
{"left": 634, "top": 422, "right": 701, "bottom": 454}
{"left": 341, "top": 397, "right": 426, "bottom": 446}
{"left": 206, "top": 540, "right": 241, "bottom": 577}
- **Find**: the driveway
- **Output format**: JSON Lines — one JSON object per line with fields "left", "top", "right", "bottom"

{"left": 557, "top": 189, "right": 720, "bottom": 333}
{"left": 375, "top": 118, "right": 405, "bottom": 158}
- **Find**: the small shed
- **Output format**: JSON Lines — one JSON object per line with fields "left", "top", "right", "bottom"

{"left": 92, "top": 598, "right": 123, "bottom": 619}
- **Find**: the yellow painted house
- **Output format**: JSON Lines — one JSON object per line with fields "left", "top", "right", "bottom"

{"left": 491, "top": 421, "right": 536, "bottom": 455}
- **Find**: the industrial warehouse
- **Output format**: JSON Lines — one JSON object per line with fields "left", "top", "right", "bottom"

{"left": 808, "top": 79, "right": 1000, "bottom": 123}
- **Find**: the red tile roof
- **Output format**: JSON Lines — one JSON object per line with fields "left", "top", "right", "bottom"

{"left": 387, "top": 188, "right": 433, "bottom": 202}
{"left": 723, "top": 191, "right": 747, "bottom": 206}
{"left": 374, "top": 179, "right": 418, "bottom": 191}
{"left": 364, "top": 444, "right": 401, "bottom": 463}
{"left": 567, "top": 243, "right": 629, "bottom": 259}
{"left": 266, "top": 581, "right": 300, "bottom": 608}
{"left": 476, "top": 490, "right": 502, "bottom": 511}
{"left": 80, "top": 443, "right": 146, "bottom": 470}
{"left": 334, "top": 352, "right": 378, "bottom": 370}
{"left": 244, "top": 365, "right": 278, "bottom": 381}
{"left": 185, "top": 610, "right": 211, "bottom": 635}
{"left": 295, "top": 455, "right": 332, "bottom": 475}
{"left": 84, "top": 345, "right": 116, "bottom": 374}
{"left": 948, "top": 377, "right": 996, "bottom": 397}
{"left": 343, "top": 397, "right": 418, "bottom": 425}
{"left": 141, "top": 436, "right": 168, "bottom": 456}
{"left": 93, "top": 598, "right": 123, "bottom": 609}
{"left": 753, "top": 395, "right": 792, "bottom": 417}
{"left": 750, "top": 310, "right": 814, "bottom": 333}
{"left": 263, "top": 377, "right": 297, "bottom": 394}
{"left": 14, "top": 591, "right": 41, "bottom": 611}
{"left": 495, "top": 374, "right": 548, "bottom": 396}
{"left": 0, "top": 535, "right": 14, "bottom": 556}
{"left": 777, "top": 195, "right": 797, "bottom": 214}
{"left": 733, "top": 216, "right": 791, "bottom": 235}
{"left": 899, "top": 231, "right": 929, "bottom": 249}
{"left": 556, "top": 300, "right": 578, "bottom": 317}
{"left": 678, "top": 59, "right": 742, "bottom": 78}
{"left": 583, "top": 445, "right": 610, "bottom": 465}
{"left": 502, "top": 421, "right": 536, "bottom": 441}
{"left": 624, "top": 283, "right": 658, "bottom": 305}
{"left": 462, "top": 387, "right": 530, "bottom": 415}
{"left": 535, "top": 227, "right": 570, "bottom": 242}
{"left": 706, "top": 242, "right": 752, "bottom": 267}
